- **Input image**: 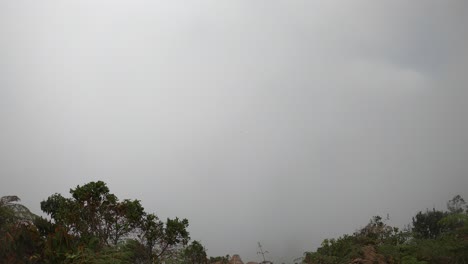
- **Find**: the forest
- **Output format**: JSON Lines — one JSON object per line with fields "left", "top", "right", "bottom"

{"left": 302, "top": 194, "right": 468, "bottom": 264}
{"left": 1, "top": 181, "right": 467, "bottom": 264}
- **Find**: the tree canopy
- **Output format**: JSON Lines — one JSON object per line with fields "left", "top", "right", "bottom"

{"left": 1, "top": 181, "right": 193, "bottom": 264}
{"left": 1, "top": 182, "right": 467, "bottom": 264}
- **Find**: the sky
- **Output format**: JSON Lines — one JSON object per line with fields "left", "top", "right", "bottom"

{"left": 1, "top": 1, "right": 468, "bottom": 263}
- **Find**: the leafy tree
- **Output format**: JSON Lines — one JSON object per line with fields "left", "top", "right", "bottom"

{"left": 439, "top": 198, "right": 468, "bottom": 264}
{"left": 0, "top": 222, "right": 43, "bottom": 264}
{"left": 33, "top": 216, "right": 56, "bottom": 239}
{"left": 41, "top": 181, "right": 145, "bottom": 247}
{"left": 412, "top": 209, "right": 447, "bottom": 239}
{"left": 39, "top": 181, "right": 191, "bottom": 263}
{"left": 356, "top": 216, "right": 394, "bottom": 245}
{"left": 138, "top": 213, "right": 190, "bottom": 263}
{"left": 447, "top": 195, "right": 467, "bottom": 214}
{"left": 42, "top": 225, "right": 79, "bottom": 263}
{"left": 184, "top": 240, "right": 207, "bottom": 264}
{"left": 439, "top": 213, "right": 468, "bottom": 234}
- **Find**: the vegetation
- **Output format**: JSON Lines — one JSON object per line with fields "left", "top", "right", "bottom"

{"left": 0, "top": 181, "right": 206, "bottom": 264}
{"left": 184, "top": 240, "right": 208, "bottom": 264}
{"left": 1, "top": 182, "right": 467, "bottom": 264}
{"left": 208, "top": 255, "right": 230, "bottom": 264}
{"left": 303, "top": 195, "right": 468, "bottom": 264}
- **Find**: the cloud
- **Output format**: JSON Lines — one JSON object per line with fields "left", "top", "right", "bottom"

{"left": 0, "top": 1, "right": 467, "bottom": 263}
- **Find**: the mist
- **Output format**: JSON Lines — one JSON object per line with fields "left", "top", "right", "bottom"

{"left": 1, "top": 1, "right": 467, "bottom": 263}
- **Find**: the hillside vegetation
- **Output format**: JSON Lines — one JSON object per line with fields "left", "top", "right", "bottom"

{"left": 0, "top": 181, "right": 206, "bottom": 263}
{"left": 1, "top": 181, "right": 467, "bottom": 264}
{"left": 303, "top": 195, "right": 468, "bottom": 264}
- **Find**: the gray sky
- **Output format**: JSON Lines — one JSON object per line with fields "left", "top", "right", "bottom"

{"left": 1, "top": 1, "right": 467, "bottom": 263}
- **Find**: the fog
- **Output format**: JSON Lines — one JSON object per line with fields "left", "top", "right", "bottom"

{"left": 1, "top": 1, "right": 467, "bottom": 262}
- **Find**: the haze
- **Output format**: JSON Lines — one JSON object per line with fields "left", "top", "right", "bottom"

{"left": 1, "top": 1, "right": 467, "bottom": 263}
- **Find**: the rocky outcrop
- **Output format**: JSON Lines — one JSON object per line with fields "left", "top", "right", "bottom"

{"left": 229, "top": 254, "right": 244, "bottom": 264}
{"left": 350, "top": 246, "right": 387, "bottom": 264}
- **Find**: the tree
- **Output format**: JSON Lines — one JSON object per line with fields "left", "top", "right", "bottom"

{"left": 184, "top": 240, "right": 207, "bottom": 264}
{"left": 0, "top": 182, "right": 198, "bottom": 264}
{"left": 0, "top": 196, "right": 17, "bottom": 229}
{"left": 0, "top": 195, "right": 36, "bottom": 229}
{"left": 138, "top": 213, "right": 190, "bottom": 263}
{"left": 412, "top": 209, "right": 447, "bottom": 239}
{"left": 0, "top": 222, "right": 43, "bottom": 263}
{"left": 447, "top": 195, "right": 467, "bottom": 214}
{"left": 41, "top": 181, "right": 145, "bottom": 247}
{"left": 0, "top": 196, "right": 42, "bottom": 263}
{"left": 40, "top": 181, "right": 191, "bottom": 263}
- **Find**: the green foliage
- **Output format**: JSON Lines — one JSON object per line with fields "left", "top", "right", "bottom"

{"left": 138, "top": 213, "right": 190, "bottom": 263}
{"left": 412, "top": 209, "right": 448, "bottom": 239}
{"left": 303, "top": 195, "right": 468, "bottom": 264}
{"left": 0, "top": 196, "right": 37, "bottom": 230}
{"left": 42, "top": 225, "right": 79, "bottom": 263}
{"left": 209, "top": 255, "right": 230, "bottom": 264}
{"left": 355, "top": 216, "right": 402, "bottom": 245}
{"left": 0, "top": 181, "right": 193, "bottom": 263}
{"left": 0, "top": 204, "right": 16, "bottom": 230}
{"left": 38, "top": 181, "right": 193, "bottom": 263}
{"left": 33, "top": 216, "right": 55, "bottom": 239}
{"left": 6, "top": 182, "right": 464, "bottom": 264}
{"left": 303, "top": 216, "right": 407, "bottom": 264}
{"left": 41, "top": 181, "right": 145, "bottom": 247}
{"left": 438, "top": 213, "right": 468, "bottom": 264}
{"left": 0, "top": 222, "right": 43, "bottom": 264}
{"left": 184, "top": 240, "right": 207, "bottom": 264}
{"left": 59, "top": 239, "right": 148, "bottom": 264}
{"left": 0, "top": 196, "right": 43, "bottom": 263}
{"left": 447, "top": 195, "right": 467, "bottom": 214}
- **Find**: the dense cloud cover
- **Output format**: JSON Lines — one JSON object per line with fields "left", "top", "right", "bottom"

{"left": 1, "top": 1, "right": 467, "bottom": 262}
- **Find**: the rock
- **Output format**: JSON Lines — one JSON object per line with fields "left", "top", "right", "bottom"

{"left": 350, "top": 246, "right": 387, "bottom": 264}
{"left": 229, "top": 254, "right": 244, "bottom": 264}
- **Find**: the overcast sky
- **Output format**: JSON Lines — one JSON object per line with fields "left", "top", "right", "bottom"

{"left": 1, "top": 1, "right": 467, "bottom": 263}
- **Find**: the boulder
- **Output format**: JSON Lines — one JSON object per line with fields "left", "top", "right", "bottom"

{"left": 229, "top": 254, "right": 244, "bottom": 264}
